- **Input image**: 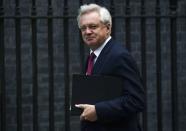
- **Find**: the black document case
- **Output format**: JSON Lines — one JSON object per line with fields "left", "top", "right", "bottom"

{"left": 70, "top": 74, "right": 123, "bottom": 116}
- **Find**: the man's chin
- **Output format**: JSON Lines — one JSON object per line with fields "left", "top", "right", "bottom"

{"left": 86, "top": 42, "right": 96, "bottom": 46}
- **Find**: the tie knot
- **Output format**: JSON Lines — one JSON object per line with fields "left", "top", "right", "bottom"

{"left": 89, "top": 52, "right": 96, "bottom": 60}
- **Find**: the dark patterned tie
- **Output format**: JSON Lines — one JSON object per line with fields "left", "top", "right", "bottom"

{"left": 86, "top": 52, "right": 96, "bottom": 75}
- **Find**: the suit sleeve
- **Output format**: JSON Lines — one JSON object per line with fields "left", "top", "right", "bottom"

{"left": 95, "top": 51, "right": 145, "bottom": 123}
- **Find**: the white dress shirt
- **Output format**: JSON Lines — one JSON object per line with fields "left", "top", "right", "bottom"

{"left": 90, "top": 36, "right": 111, "bottom": 64}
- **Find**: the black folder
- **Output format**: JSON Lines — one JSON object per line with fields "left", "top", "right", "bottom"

{"left": 70, "top": 74, "right": 123, "bottom": 116}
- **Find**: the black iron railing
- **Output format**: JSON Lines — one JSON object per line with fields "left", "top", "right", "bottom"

{"left": 0, "top": 0, "right": 185, "bottom": 131}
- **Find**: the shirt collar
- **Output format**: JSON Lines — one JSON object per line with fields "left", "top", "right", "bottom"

{"left": 90, "top": 36, "right": 111, "bottom": 58}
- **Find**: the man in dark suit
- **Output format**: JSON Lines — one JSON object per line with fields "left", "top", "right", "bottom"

{"left": 75, "top": 3, "right": 145, "bottom": 131}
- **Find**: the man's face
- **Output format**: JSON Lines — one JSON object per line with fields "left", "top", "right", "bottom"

{"left": 79, "top": 12, "right": 110, "bottom": 50}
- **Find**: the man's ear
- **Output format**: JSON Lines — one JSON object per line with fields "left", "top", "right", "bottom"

{"left": 106, "top": 24, "right": 110, "bottom": 30}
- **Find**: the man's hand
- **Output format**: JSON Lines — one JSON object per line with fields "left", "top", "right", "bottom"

{"left": 75, "top": 104, "right": 97, "bottom": 122}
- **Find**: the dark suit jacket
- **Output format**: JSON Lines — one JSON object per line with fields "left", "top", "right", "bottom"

{"left": 81, "top": 38, "right": 145, "bottom": 131}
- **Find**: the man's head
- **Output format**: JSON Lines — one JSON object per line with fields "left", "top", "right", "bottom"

{"left": 77, "top": 4, "right": 112, "bottom": 50}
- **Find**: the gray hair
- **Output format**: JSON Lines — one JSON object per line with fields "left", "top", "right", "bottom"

{"left": 77, "top": 3, "right": 112, "bottom": 28}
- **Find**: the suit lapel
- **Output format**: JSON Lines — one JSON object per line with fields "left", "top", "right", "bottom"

{"left": 92, "top": 39, "right": 114, "bottom": 74}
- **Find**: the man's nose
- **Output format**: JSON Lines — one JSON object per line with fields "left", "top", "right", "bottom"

{"left": 84, "top": 27, "right": 92, "bottom": 34}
